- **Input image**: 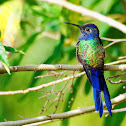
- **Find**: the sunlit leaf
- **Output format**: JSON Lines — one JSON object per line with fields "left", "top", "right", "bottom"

{"left": 0, "top": 0, "right": 23, "bottom": 46}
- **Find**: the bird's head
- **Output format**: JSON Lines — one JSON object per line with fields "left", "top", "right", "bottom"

{"left": 65, "top": 22, "right": 99, "bottom": 40}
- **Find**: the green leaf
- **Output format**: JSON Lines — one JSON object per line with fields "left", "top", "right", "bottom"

{"left": 0, "top": 42, "right": 10, "bottom": 74}
{"left": 4, "top": 46, "right": 25, "bottom": 54}
{"left": 2, "top": 62, "right": 10, "bottom": 75}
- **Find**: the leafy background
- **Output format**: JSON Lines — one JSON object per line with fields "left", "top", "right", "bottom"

{"left": 0, "top": 0, "right": 126, "bottom": 126}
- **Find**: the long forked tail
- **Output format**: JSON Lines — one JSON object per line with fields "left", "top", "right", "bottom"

{"left": 100, "top": 75, "right": 112, "bottom": 116}
{"left": 90, "top": 68, "right": 112, "bottom": 117}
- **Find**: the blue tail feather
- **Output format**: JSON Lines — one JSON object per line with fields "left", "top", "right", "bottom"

{"left": 92, "top": 86, "right": 103, "bottom": 117}
{"left": 99, "top": 75, "right": 112, "bottom": 116}
{"left": 93, "top": 88, "right": 100, "bottom": 111}
{"left": 103, "top": 83, "right": 112, "bottom": 116}
{"left": 99, "top": 96, "right": 103, "bottom": 118}
{"left": 91, "top": 69, "right": 104, "bottom": 91}
{"left": 90, "top": 68, "right": 112, "bottom": 117}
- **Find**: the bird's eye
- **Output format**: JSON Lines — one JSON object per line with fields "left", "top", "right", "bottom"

{"left": 85, "top": 27, "right": 92, "bottom": 32}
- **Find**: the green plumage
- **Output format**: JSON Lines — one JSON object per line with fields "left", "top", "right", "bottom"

{"left": 77, "top": 38, "right": 105, "bottom": 69}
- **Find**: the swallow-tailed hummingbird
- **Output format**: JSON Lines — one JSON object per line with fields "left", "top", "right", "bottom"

{"left": 65, "top": 22, "right": 112, "bottom": 117}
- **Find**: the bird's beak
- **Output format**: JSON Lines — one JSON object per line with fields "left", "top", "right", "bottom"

{"left": 64, "top": 22, "right": 82, "bottom": 30}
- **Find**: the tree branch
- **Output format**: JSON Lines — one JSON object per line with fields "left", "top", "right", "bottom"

{"left": 23, "top": 108, "right": 126, "bottom": 125}
{"left": 0, "top": 61, "right": 126, "bottom": 74}
{"left": 0, "top": 93, "right": 126, "bottom": 126}
{"left": 101, "top": 37, "right": 126, "bottom": 42}
{"left": 101, "top": 37, "right": 126, "bottom": 49}
{"left": 103, "top": 108, "right": 126, "bottom": 113}
{"left": 107, "top": 79, "right": 126, "bottom": 84}
{"left": 0, "top": 72, "right": 85, "bottom": 95}
{"left": 41, "top": 0, "right": 126, "bottom": 33}
{"left": 106, "top": 72, "right": 126, "bottom": 84}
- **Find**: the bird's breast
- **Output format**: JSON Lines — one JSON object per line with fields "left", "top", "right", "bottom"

{"left": 76, "top": 39, "right": 105, "bottom": 69}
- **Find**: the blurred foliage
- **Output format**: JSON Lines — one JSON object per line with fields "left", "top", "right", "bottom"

{"left": 0, "top": 0, "right": 22, "bottom": 47}
{"left": 0, "top": 0, "right": 126, "bottom": 126}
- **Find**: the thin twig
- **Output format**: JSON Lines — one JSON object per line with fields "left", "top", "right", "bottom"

{"left": 106, "top": 72, "right": 126, "bottom": 84}
{"left": 68, "top": 71, "right": 75, "bottom": 108}
{"left": 101, "top": 37, "right": 126, "bottom": 49}
{"left": 101, "top": 37, "right": 126, "bottom": 41}
{"left": 99, "top": 108, "right": 126, "bottom": 113}
{"left": 35, "top": 71, "right": 67, "bottom": 79}
{"left": 104, "top": 40, "right": 126, "bottom": 48}
{"left": 22, "top": 119, "right": 61, "bottom": 126}
{"left": 118, "top": 56, "right": 126, "bottom": 59}
{"left": 40, "top": 72, "right": 66, "bottom": 114}
{"left": 105, "top": 59, "right": 126, "bottom": 65}
{"left": 104, "top": 107, "right": 126, "bottom": 117}
{"left": 107, "top": 72, "right": 126, "bottom": 79}
{"left": 107, "top": 80, "right": 126, "bottom": 84}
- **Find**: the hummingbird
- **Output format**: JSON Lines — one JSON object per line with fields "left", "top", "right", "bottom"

{"left": 65, "top": 22, "right": 112, "bottom": 117}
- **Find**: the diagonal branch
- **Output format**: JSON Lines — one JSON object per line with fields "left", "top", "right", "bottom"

{"left": 41, "top": 0, "right": 126, "bottom": 33}
{"left": 0, "top": 93, "right": 126, "bottom": 126}
{"left": 101, "top": 37, "right": 126, "bottom": 48}
{"left": 0, "top": 72, "right": 85, "bottom": 95}
{"left": 101, "top": 37, "right": 126, "bottom": 42}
